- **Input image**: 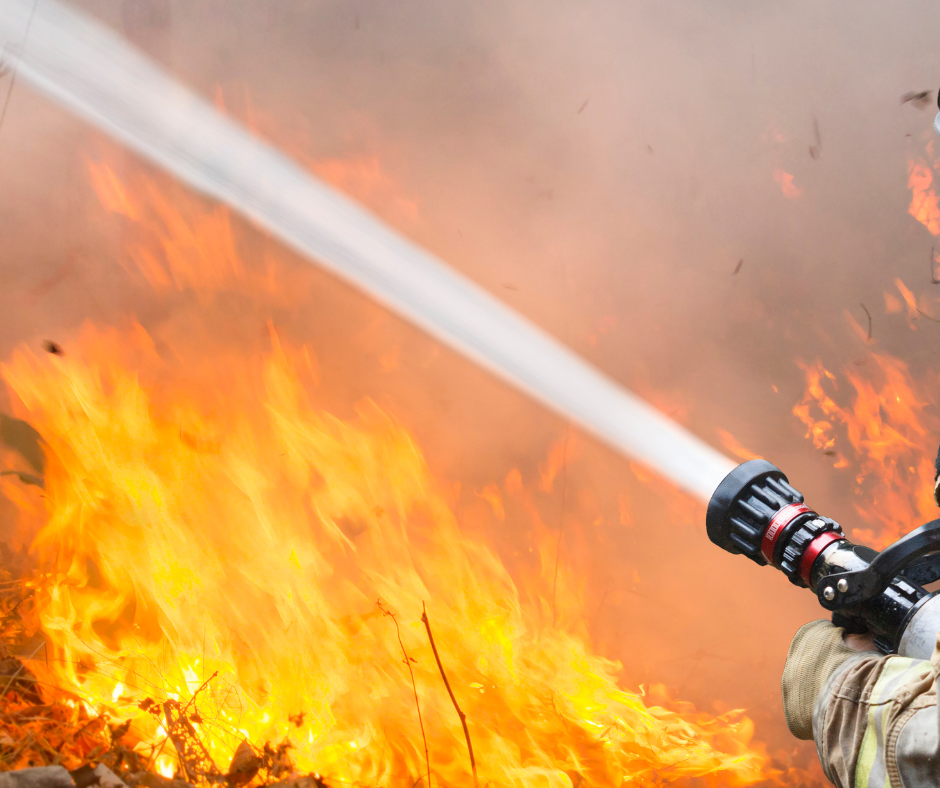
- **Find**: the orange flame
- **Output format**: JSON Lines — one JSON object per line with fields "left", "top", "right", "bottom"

{"left": 0, "top": 163, "right": 773, "bottom": 786}
{"left": 793, "top": 354, "right": 937, "bottom": 548}
{"left": 907, "top": 160, "right": 940, "bottom": 236}
{"left": 539, "top": 434, "right": 580, "bottom": 493}
{"left": 716, "top": 430, "right": 762, "bottom": 463}
{"left": 88, "top": 159, "right": 139, "bottom": 220}
{"left": 772, "top": 169, "right": 802, "bottom": 200}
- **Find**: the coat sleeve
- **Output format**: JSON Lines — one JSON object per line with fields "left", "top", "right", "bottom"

{"left": 783, "top": 620, "right": 940, "bottom": 788}
{"left": 782, "top": 620, "right": 885, "bottom": 787}
{"left": 781, "top": 620, "right": 876, "bottom": 740}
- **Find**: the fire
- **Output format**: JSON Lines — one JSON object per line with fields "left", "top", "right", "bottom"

{"left": 888, "top": 278, "right": 924, "bottom": 329}
{"left": 716, "top": 430, "right": 762, "bottom": 463}
{"left": 310, "top": 156, "right": 420, "bottom": 223}
{"left": 213, "top": 85, "right": 420, "bottom": 226}
{"left": 907, "top": 160, "right": 940, "bottom": 236}
{"left": 771, "top": 169, "right": 802, "bottom": 200}
{"left": 0, "top": 162, "right": 772, "bottom": 786}
{"left": 793, "top": 354, "right": 937, "bottom": 548}
{"left": 87, "top": 159, "right": 139, "bottom": 220}
{"left": 791, "top": 144, "right": 940, "bottom": 548}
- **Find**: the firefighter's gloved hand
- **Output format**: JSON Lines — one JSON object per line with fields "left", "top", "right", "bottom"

{"left": 781, "top": 620, "right": 861, "bottom": 740}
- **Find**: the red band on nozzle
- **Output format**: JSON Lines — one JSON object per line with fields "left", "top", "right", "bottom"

{"left": 761, "top": 503, "right": 812, "bottom": 564}
{"left": 799, "top": 530, "right": 844, "bottom": 585}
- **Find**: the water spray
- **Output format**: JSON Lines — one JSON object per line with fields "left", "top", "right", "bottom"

{"left": 0, "top": 0, "right": 733, "bottom": 501}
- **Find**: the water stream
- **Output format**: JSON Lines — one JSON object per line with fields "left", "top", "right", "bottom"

{"left": 0, "top": 0, "right": 735, "bottom": 501}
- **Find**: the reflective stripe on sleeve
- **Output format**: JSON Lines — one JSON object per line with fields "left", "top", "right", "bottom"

{"left": 855, "top": 657, "right": 930, "bottom": 788}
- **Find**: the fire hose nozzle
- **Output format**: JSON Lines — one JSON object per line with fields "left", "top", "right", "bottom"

{"left": 705, "top": 459, "right": 844, "bottom": 585}
{"left": 707, "top": 459, "right": 940, "bottom": 657}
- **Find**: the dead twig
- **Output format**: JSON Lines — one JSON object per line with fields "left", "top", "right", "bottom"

{"left": 164, "top": 698, "right": 220, "bottom": 783}
{"left": 378, "top": 600, "right": 431, "bottom": 788}
{"left": 0, "top": 641, "right": 44, "bottom": 699}
{"left": 901, "top": 90, "right": 933, "bottom": 109}
{"left": 916, "top": 306, "right": 940, "bottom": 324}
{"left": 809, "top": 113, "right": 822, "bottom": 159}
{"left": 860, "top": 303, "right": 872, "bottom": 340}
{"left": 148, "top": 670, "right": 219, "bottom": 777}
{"left": 181, "top": 670, "right": 218, "bottom": 717}
{"left": 930, "top": 246, "right": 939, "bottom": 284}
{"left": 421, "top": 603, "right": 477, "bottom": 788}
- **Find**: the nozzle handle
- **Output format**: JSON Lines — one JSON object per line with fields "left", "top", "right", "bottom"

{"left": 816, "top": 519, "right": 940, "bottom": 609}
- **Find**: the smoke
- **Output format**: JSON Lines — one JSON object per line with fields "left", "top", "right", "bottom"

{"left": 0, "top": 0, "right": 735, "bottom": 501}
{"left": 2, "top": 0, "right": 940, "bottom": 778}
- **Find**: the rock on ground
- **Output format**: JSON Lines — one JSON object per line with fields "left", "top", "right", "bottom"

{"left": 0, "top": 767, "right": 74, "bottom": 788}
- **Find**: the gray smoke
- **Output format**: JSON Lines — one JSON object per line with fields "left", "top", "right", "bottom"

{"left": 0, "top": 0, "right": 735, "bottom": 501}
{"left": 2, "top": 0, "right": 940, "bottom": 775}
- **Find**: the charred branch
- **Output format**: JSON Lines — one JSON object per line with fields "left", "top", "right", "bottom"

{"left": 421, "top": 603, "right": 478, "bottom": 788}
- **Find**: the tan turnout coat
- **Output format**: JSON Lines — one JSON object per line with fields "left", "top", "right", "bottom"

{"left": 783, "top": 620, "right": 940, "bottom": 788}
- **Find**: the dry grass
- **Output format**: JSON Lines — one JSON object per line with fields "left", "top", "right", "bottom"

{"left": 0, "top": 572, "right": 326, "bottom": 787}
{"left": 0, "top": 572, "right": 115, "bottom": 772}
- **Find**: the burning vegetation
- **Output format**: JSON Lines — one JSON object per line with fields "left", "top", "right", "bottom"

{"left": 3, "top": 106, "right": 940, "bottom": 788}
{"left": 777, "top": 138, "right": 940, "bottom": 551}
{"left": 0, "top": 163, "right": 772, "bottom": 787}
{"left": 793, "top": 353, "right": 939, "bottom": 550}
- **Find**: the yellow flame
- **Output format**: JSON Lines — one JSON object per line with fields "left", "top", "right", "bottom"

{"left": 0, "top": 161, "right": 772, "bottom": 786}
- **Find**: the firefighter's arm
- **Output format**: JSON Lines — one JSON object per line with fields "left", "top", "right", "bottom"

{"left": 782, "top": 620, "right": 883, "bottom": 787}
{"left": 783, "top": 620, "right": 940, "bottom": 788}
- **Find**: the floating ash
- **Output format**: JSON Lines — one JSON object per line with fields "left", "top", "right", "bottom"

{"left": 900, "top": 90, "right": 933, "bottom": 109}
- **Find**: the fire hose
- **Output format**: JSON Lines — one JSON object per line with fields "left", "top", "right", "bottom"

{"left": 707, "top": 459, "right": 940, "bottom": 660}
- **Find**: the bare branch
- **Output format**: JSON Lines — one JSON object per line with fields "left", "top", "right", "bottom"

{"left": 378, "top": 600, "right": 431, "bottom": 787}
{"left": 915, "top": 306, "right": 940, "bottom": 324}
{"left": 421, "top": 602, "right": 477, "bottom": 788}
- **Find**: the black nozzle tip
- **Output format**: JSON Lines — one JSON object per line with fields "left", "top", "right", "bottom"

{"left": 706, "top": 459, "right": 785, "bottom": 553}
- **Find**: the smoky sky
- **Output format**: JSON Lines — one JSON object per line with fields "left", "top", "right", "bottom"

{"left": 2, "top": 0, "right": 940, "bottom": 778}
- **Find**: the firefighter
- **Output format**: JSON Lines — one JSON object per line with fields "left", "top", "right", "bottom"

{"left": 782, "top": 437, "right": 940, "bottom": 786}
{"left": 779, "top": 98, "right": 940, "bottom": 788}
